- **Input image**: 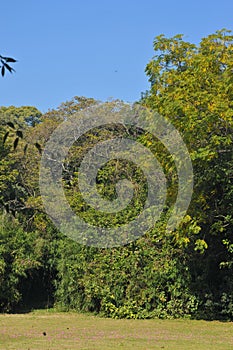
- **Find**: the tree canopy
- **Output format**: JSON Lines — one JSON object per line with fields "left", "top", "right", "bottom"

{"left": 0, "top": 30, "right": 232, "bottom": 319}
{"left": 142, "top": 29, "right": 233, "bottom": 317}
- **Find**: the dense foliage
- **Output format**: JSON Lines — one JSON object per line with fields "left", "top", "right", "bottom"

{"left": 0, "top": 30, "right": 232, "bottom": 319}
{"left": 143, "top": 29, "right": 233, "bottom": 318}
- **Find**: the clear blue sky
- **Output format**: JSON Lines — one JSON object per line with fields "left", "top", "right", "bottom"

{"left": 2, "top": 0, "right": 233, "bottom": 113}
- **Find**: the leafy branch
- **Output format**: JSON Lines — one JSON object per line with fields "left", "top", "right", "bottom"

{"left": 0, "top": 55, "right": 17, "bottom": 76}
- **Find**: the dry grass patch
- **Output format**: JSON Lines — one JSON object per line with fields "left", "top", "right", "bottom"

{"left": 0, "top": 310, "right": 233, "bottom": 349}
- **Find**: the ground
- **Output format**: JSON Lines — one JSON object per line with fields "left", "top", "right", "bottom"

{"left": 0, "top": 310, "right": 233, "bottom": 349}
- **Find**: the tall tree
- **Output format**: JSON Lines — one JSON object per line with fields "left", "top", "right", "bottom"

{"left": 143, "top": 29, "right": 233, "bottom": 318}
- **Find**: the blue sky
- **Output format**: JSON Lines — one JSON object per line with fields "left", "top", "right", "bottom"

{"left": 1, "top": 0, "right": 233, "bottom": 113}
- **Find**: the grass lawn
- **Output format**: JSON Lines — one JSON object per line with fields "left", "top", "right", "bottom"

{"left": 0, "top": 310, "right": 233, "bottom": 350}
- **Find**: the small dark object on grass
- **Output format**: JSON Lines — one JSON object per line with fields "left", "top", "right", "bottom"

{"left": 43, "top": 331, "right": 47, "bottom": 336}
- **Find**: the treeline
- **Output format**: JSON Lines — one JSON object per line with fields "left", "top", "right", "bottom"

{"left": 0, "top": 30, "right": 232, "bottom": 319}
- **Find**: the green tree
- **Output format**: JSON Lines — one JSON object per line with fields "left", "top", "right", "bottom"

{"left": 0, "top": 106, "right": 42, "bottom": 127}
{"left": 47, "top": 100, "right": 198, "bottom": 319}
{"left": 0, "top": 215, "right": 43, "bottom": 311}
{"left": 0, "top": 106, "right": 42, "bottom": 215}
{"left": 143, "top": 29, "right": 233, "bottom": 318}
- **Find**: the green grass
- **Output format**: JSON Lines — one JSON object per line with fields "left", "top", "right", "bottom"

{"left": 0, "top": 310, "right": 233, "bottom": 349}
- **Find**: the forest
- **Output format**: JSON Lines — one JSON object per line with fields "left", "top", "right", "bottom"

{"left": 0, "top": 29, "right": 232, "bottom": 320}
